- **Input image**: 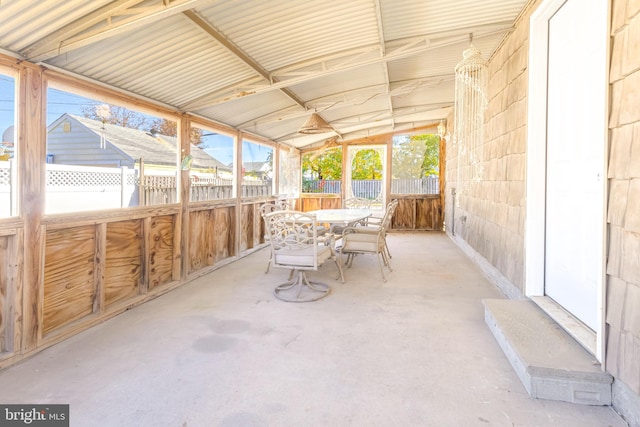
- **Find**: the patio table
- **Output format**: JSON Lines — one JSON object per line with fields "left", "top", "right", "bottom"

{"left": 306, "top": 208, "right": 371, "bottom": 227}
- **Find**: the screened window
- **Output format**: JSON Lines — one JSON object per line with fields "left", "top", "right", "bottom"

{"left": 301, "top": 147, "right": 342, "bottom": 194}
{"left": 45, "top": 86, "right": 178, "bottom": 213}
{"left": 242, "top": 139, "right": 273, "bottom": 197}
{"left": 190, "top": 126, "right": 234, "bottom": 201}
{"left": 278, "top": 147, "right": 300, "bottom": 198}
{"left": 0, "top": 71, "right": 16, "bottom": 217}
{"left": 391, "top": 134, "right": 440, "bottom": 195}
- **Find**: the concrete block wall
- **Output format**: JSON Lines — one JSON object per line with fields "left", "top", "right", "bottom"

{"left": 606, "top": 0, "right": 640, "bottom": 408}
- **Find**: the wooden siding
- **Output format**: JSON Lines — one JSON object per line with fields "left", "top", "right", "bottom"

{"left": 105, "top": 220, "right": 142, "bottom": 307}
{"left": 392, "top": 196, "right": 443, "bottom": 231}
{"left": 189, "top": 206, "right": 236, "bottom": 274}
{"left": 189, "top": 210, "right": 216, "bottom": 272}
{"left": 239, "top": 203, "right": 254, "bottom": 252}
{"left": 0, "top": 235, "right": 8, "bottom": 352}
{"left": 300, "top": 196, "right": 341, "bottom": 211}
{"left": 43, "top": 226, "right": 96, "bottom": 334}
{"left": 301, "top": 195, "right": 442, "bottom": 231}
{"left": 147, "top": 215, "right": 175, "bottom": 290}
{"left": 214, "top": 207, "right": 235, "bottom": 262}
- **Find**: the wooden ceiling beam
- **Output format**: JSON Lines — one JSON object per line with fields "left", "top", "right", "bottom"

{"left": 22, "top": 0, "right": 206, "bottom": 62}
{"left": 183, "top": 9, "right": 307, "bottom": 110}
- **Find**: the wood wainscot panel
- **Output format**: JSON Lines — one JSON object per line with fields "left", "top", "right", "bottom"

{"left": 147, "top": 215, "right": 175, "bottom": 290}
{"left": 189, "top": 209, "right": 215, "bottom": 273}
{"left": 301, "top": 197, "right": 321, "bottom": 211}
{"left": 0, "top": 235, "right": 8, "bottom": 352}
{"left": 393, "top": 199, "right": 416, "bottom": 230}
{"left": 253, "top": 203, "right": 263, "bottom": 247}
{"left": 214, "top": 206, "right": 235, "bottom": 262}
{"left": 416, "top": 197, "right": 443, "bottom": 230}
{"left": 44, "top": 225, "right": 96, "bottom": 334}
{"left": 321, "top": 198, "right": 341, "bottom": 209}
{"left": 239, "top": 204, "right": 254, "bottom": 252}
{"left": 258, "top": 203, "right": 268, "bottom": 244}
{"left": 300, "top": 196, "right": 341, "bottom": 211}
{"left": 105, "top": 220, "right": 143, "bottom": 307}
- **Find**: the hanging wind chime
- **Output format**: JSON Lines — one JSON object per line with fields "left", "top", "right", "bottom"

{"left": 454, "top": 40, "right": 488, "bottom": 200}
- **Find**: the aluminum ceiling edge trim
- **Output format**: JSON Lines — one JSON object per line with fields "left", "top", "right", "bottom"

{"left": 41, "top": 62, "right": 227, "bottom": 125}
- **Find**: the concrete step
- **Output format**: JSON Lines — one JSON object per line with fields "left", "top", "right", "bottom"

{"left": 483, "top": 298, "right": 613, "bottom": 405}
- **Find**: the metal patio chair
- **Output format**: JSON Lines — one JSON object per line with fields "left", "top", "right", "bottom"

{"left": 340, "top": 199, "right": 398, "bottom": 282}
{"left": 264, "top": 210, "right": 344, "bottom": 302}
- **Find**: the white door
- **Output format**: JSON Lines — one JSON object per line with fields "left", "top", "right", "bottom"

{"left": 543, "top": 0, "right": 606, "bottom": 330}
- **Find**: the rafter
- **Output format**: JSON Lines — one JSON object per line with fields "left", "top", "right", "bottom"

{"left": 372, "top": 0, "right": 395, "bottom": 129}
{"left": 181, "top": 21, "right": 512, "bottom": 111}
{"left": 22, "top": 0, "right": 208, "bottom": 62}
{"left": 182, "top": 9, "right": 306, "bottom": 109}
{"left": 236, "top": 76, "right": 453, "bottom": 131}
{"left": 272, "top": 104, "right": 452, "bottom": 143}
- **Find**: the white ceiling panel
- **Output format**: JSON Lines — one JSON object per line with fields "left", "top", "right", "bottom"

{"left": 0, "top": 0, "right": 531, "bottom": 149}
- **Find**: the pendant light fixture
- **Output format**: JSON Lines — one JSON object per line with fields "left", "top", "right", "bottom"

{"left": 298, "top": 112, "right": 334, "bottom": 134}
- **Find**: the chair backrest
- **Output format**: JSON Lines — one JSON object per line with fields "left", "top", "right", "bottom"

{"left": 259, "top": 202, "right": 278, "bottom": 218}
{"left": 344, "top": 197, "right": 371, "bottom": 209}
{"left": 263, "top": 210, "right": 321, "bottom": 270}
{"left": 380, "top": 199, "right": 399, "bottom": 231}
{"left": 275, "top": 198, "right": 295, "bottom": 210}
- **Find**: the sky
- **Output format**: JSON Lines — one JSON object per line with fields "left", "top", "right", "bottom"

{"left": 0, "top": 74, "right": 270, "bottom": 165}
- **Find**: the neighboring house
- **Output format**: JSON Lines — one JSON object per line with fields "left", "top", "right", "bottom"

{"left": 0, "top": 126, "right": 14, "bottom": 160}
{"left": 46, "top": 113, "right": 230, "bottom": 175}
{"left": 241, "top": 160, "right": 271, "bottom": 179}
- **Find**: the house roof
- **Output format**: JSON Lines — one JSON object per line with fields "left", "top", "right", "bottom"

{"left": 242, "top": 161, "right": 268, "bottom": 173}
{"left": 0, "top": 0, "right": 530, "bottom": 149}
{"left": 55, "top": 114, "right": 229, "bottom": 170}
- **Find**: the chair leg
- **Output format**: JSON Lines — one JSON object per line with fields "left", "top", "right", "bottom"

{"left": 334, "top": 256, "right": 345, "bottom": 283}
{"left": 376, "top": 252, "right": 387, "bottom": 282}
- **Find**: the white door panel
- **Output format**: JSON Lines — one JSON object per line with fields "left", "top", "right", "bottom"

{"left": 544, "top": 0, "right": 606, "bottom": 330}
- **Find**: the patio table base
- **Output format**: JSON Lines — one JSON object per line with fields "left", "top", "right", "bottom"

{"left": 274, "top": 270, "right": 331, "bottom": 302}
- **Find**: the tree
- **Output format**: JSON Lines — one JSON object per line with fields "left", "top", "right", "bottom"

{"left": 392, "top": 134, "right": 439, "bottom": 179}
{"left": 302, "top": 147, "right": 342, "bottom": 180}
{"left": 149, "top": 118, "right": 203, "bottom": 145}
{"left": 82, "top": 103, "right": 203, "bottom": 144}
{"left": 415, "top": 134, "right": 440, "bottom": 177}
{"left": 351, "top": 148, "right": 382, "bottom": 180}
{"left": 82, "top": 103, "right": 149, "bottom": 130}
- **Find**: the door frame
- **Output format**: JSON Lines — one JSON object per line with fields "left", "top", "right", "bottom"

{"left": 524, "top": 0, "right": 609, "bottom": 363}
{"left": 344, "top": 145, "right": 386, "bottom": 211}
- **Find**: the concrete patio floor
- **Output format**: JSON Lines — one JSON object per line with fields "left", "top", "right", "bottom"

{"left": 0, "top": 232, "right": 627, "bottom": 426}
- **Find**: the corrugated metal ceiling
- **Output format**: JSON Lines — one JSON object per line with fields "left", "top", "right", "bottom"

{"left": 0, "top": 0, "right": 531, "bottom": 149}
